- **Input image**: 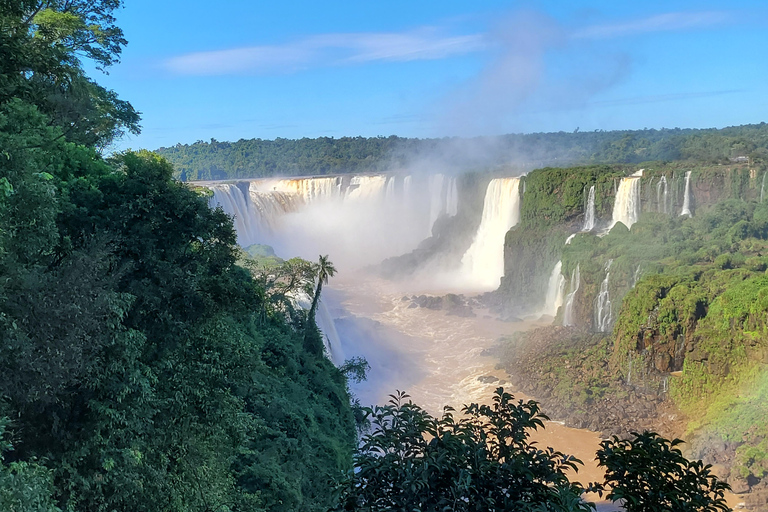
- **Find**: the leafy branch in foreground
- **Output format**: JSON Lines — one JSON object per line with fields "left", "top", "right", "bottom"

{"left": 593, "top": 431, "right": 731, "bottom": 512}
{"left": 337, "top": 388, "right": 732, "bottom": 512}
{"left": 337, "top": 388, "right": 592, "bottom": 512}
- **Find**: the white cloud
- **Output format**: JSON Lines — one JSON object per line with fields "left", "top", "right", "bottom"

{"left": 165, "top": 28, "right": 486, "bottom": 76}
{"left": 573, "top": 11, "right": 730, "bottom": 40}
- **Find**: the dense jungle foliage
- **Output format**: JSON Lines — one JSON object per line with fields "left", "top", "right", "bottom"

{"left": 0, "top": 2, "right": 355, "bottom": 510}
{"left": 157, "top": 124, "right": 768, "bottom": 181}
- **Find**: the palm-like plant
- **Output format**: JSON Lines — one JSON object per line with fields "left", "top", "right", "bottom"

{"left": 308, "top": 254, "right": 336, "bottom": 329}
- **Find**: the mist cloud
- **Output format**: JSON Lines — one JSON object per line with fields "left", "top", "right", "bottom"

{"left": 433, "top": 9, "right": 733, "bottom": 135}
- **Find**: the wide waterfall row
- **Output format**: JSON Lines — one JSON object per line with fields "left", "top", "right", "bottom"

{"left": 207, "top": 173, "right": 460, "bottom": 248}
{"left": 460, "top": 178, "right": 522, "bottom": 290}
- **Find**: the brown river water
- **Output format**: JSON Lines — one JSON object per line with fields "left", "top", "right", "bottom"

{"left": 327, "top": 274, "right": 614, "bottom": 505}
{"left": 327, "top": 273, "right": 744, "bottom": 510}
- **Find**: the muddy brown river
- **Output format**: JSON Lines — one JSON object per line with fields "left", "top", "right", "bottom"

{"left": 327, "top": 273, "right": 743, "bottom": 510}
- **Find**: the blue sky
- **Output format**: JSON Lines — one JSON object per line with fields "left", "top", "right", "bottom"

{"left": 98, "top": 0, "right": 768, "bottom": 151}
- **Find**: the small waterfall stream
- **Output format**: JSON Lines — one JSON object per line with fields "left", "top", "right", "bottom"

{"left": 594, "top": 259, "right": 613, "bottom": 332}
{"left": 657, "top": 176, "right": 668, "bottom": 213}
{"left": 583, "top": 185, "right": 596, "bottom": 231}
{"left": 541, "top": 260, "right": 566, "bottom": 317}
{"left": 680, "top": 171, "right": 692, "bottom": 216}
{"left": 562, "top": 265, "right": 580, "bottom": 326}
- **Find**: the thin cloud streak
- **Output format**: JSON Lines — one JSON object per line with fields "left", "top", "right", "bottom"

{"left": 166, "top": 29, "right": 486, "bottom": 76}
{"left": 164, "top": 10, "right": 733, "bottom": 77}
{"left": 574, "top": 11, "right": 731, "bottom": 40}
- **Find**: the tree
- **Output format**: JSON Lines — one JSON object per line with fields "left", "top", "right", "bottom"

{"left": 0, "top": 0, "right": 140, "bottom": 149}
{"left": 594, "top": 432, "right": 731, "bottom": 512}
{"left": 337, "top": 388, "right": 592, "bottom": 512}
{"left": 308, "top": 254, "right": 336, "bottom": 323}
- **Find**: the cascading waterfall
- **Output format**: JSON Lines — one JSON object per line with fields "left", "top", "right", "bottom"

{"left": 426, "top": 175, "right": 460, "bottom": 234}
{"left": 317, "top": 299, "right": 344, "bottom": 365}
{"left": 403, "top": 175, "right": 412, "bottom": 197}
{"left": 632, "top": 264, "right": 642, "bottom": 287}
{"left": 762, "top": 173, "right": 767, "bottom": 203}
{"left": 209, "top": 183, "right": 262, "bottom": 246}
{"left": 562, "top": 265, "right": 580, "bottom": 327}
{"left": 680, "top": 171, "right": 692, "bottom": 216}
{"left": 446, "top": 177, "right": 459, "bottom": 217}
{"left": 273, "top": 176, "right": 341, "bottom": 202}
{"left": 461, "top": 178, "right": 521, "bottom": 290}
{"left": 541, "top": 260, "right": 566, "bottom": 317}
{"left": 248, "top": 185, "right": 301, "bottom": 232}
{"left": 609, "top": 170, "right": 643, "bottom": 230}
{"left": 385, "top": 176, "right": 396, "bottom": 198}
{"left": 594, "top": 259, "right": 613, "bottom": 332}
{"left": 346, "top": 175, "right": 387, "bottom": 201}
{"left": 428, "top": 174, "right": 446, "bottom": 230}
{"left": 656, "top": 176, "right": 668, "bottom": 213}
{"left": 583, "top": 185, "right": 596, "bottom": 231}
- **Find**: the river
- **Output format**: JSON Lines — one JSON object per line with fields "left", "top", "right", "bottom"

{"left": 326, "top": 273, "right": 612, "bottom": 498}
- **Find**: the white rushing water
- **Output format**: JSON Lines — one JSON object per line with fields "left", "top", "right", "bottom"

{"left": 272, "top": 176, "right": 342, "bottom": 202}
{"left": 541, "top": 260, "right": 566, "bottom": 317}
{"left": 680, "top": 171, "right": 692, "bottom": 216}
{"left": 656, "top": 175, "right": 668, "bottom": 214}
{"left": 594, "top": 259, "right": 613, "bottom": 332}
{"left": 562, "top": 264, "right": 580, "bottom": 327}
{"left": 428, "top": 174, "right": 446, "bottom": 231}
{"left": 609, "top": 169, "right": 643, "bottom": 231}
{"left": 583, "top": 185, "right": 596, "bottom": 231}
{"left": 446, "top": 177, "right": 459, "bottom": 217}
{"left": 460, "top": 178, "right": 521, "bottom": 290}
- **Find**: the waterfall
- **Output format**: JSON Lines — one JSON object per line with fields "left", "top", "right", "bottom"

{"left": 594, "top": 259, "right": 613, "bottom": 332}
{"left": 562, "top": 265, "right": 580, "bottom": 326}
{"left": 609, "top": 170, "right": 643, "bottom": 230}
{"left": 656, "top": 176, "right": 668, "bottom": 213}
{"left": 762, "top": 173, "right": 767, "bottom": 203}
{"left": 317, "top": 299, "right": 344, "bottom": 365}
{"left": 541, "top": 261, "right": 566, "bottom": 317}
{"left": 680, "top": 171, "right": 692, "bottom": 216}
{"left": 632, "top": 264, "right": 642, "bottom": 287}
{"left": 248, "top": 184, "right": 300, "bottom": 231}
{"left": 346, "top": 175, "right": 387, "bottom": 201}
{"left": 446, "top": 177, "right": 459, "bottom": 217}
{"left": 428, "top": 174, "right": 446, "bottom": 230}
{"left": 209, "top": 183, "right": 262, "bottom": 247}
{"left": 385, "top": 176, "right": 396, "bottom": 199}
{"left": 273, "top": 176, "right": 341, "bottom": 203}
{"left": 460, "top": 178, "right": 521, "bottom": 290}
{"left": 583, "top": 185, "right": 596, "bottom": 231}
{"left": 403, "top": 175, "right": 412, "bottom": 197}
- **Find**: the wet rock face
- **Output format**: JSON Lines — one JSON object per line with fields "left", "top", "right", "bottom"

{"left": 490, "top": 325, "right": 681, "bottom": 439}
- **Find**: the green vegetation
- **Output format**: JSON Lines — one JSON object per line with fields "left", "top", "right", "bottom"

{"left": 338, "top": 388, "right": 730, "bottom": 512}
{"left": 595, "top": 432, "right": 730, "bottom": 512}
{"left": 157, "top": 125, "right": 768, "bottom": 181}
{"left": 0, "top": 2, "right": 355, "bottom": 511}
{"left": 501, "top": 165, "right": 625, "bottom": 307}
